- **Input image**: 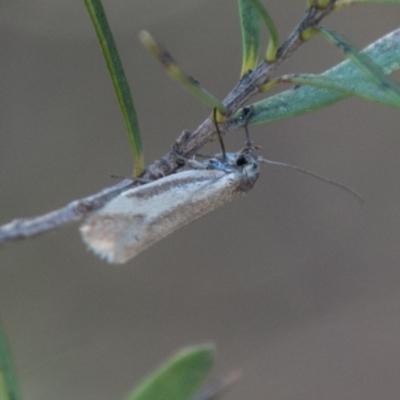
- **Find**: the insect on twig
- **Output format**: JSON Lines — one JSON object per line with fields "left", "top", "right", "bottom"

{"left": 80, "top": 110, "right": 260, "bottom": 263}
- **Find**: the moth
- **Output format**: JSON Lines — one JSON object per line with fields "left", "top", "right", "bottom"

{"left": 80, "top": 147, "right": 260, "bottom": 264}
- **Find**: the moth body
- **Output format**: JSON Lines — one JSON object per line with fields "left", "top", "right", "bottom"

{"left": 80, "top": 147, "right": 259, "bottom": 263}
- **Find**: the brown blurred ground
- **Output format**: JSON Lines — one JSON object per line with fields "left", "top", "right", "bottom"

{"left": 1, "top": 1, "right": 400, "bottom": 400}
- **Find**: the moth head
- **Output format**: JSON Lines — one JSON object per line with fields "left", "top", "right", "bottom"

{"left": 235, "top": 147, "right": 259, "bottom": 180}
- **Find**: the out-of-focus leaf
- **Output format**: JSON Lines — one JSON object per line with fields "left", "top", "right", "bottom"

{"left": 84, "top": 0, "right": 144, "bottom": 177}
{"left": 0, "top": 321, "right": 22, "bottom": 400}
{"left": 139, "top": 31, "right": 226, "bottom": 115}
{"left": 125, "top": 345, "right": 214, "bottom": 400}
{"left": 229, "top": 28, "right": 400, "bottom": 126}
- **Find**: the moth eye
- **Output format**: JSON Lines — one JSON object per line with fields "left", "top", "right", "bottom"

{"left": 236, "top": 155, "right": 248, "bottom": 166}
{"left": 252, "top": 163, "right": 258, "bottom": 170}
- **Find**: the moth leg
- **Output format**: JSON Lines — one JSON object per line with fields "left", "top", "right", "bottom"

{"left": 170, "top": 145, "right": 207, "bottom": 170}
{"left": 186, "top": 159, "right": 208, "bottom": 170}
{"left": 241, "top": 106, "right": 255, "bottom": 147}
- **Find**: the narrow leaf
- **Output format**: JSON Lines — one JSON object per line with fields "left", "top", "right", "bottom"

{"left": 281, "top": 73, "right": 400, "bottom": 107}
{"left": 125, "top": 345, "right": 214, "bottom": 400}
{"left": 84, "top": 0, "right": 144, "bottom": 177}
{"left": 139, "top": 31, "right": 226, "bottom": 115}
{"left": 247, "top": 0, "right": 279, "bottom": 62}
{"left": 229, "top": 28, "right": 400, "bottom": 126}
{"left": 319, "top": 27, "right": 400, "bottom": 103}
{"left": 0, "top": 321, "right": 22, "bottom": 400}
{"left": 335, "top": 0, "right": 400, "bottom": 7}
{"left": 238, "top": 0, "right": 261, "bottom": 75}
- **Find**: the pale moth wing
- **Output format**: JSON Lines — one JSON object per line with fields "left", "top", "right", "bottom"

{"left": 80, "top": 148, "right": 259, "bottom": 263}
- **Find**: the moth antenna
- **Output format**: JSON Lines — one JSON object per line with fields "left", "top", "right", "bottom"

{"left": 195, "top": 152, "right": 213, "bottom": 158}
{"left": 259, "top": 157, "right": 364, "bottom": 204}
{"left": 213, "top": 108, "right": 226, "bottom": 160}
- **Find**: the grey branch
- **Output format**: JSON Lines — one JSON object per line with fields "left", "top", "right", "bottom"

{"left": 0, "top": 3, "right": 335, "bottom": 246}
{"left": 0, "top": 179, "right": 135, "bottom": 244}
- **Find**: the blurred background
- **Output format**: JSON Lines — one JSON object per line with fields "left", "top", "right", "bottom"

{"left": 1, "top": 1, "right": 400, "bottom": 399}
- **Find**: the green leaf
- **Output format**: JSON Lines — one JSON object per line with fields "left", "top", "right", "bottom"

{"left": 281, "top": 73, "right": 400, "bottom": 107}
{"left": 238, "top": 0, "right": 261, "bottom": 75}
{"left": 139, "top": 31, "right": 226, "bottom": 115}
{"left": 335, "top": 0, "right": 400, "bottom": 7}
{"left": 84, "top": 0, "right": 144, "bottom": 177}
{"left": 0, "top": 321, "right": 22, "bottom": 400}
{"left": 281, "top": 25, "right": 400, "bottom": 108}
{"left": 125, "top": 345, "right": 214, "bottom": 400}
{"left": 230, "top": 28, "right": 400, "bottom": 126}
{"left": 247, "top": 0, "right": 279, "bottom": 62}
{"left": 319, "top": 27, "right": 400, "bottom": 103}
